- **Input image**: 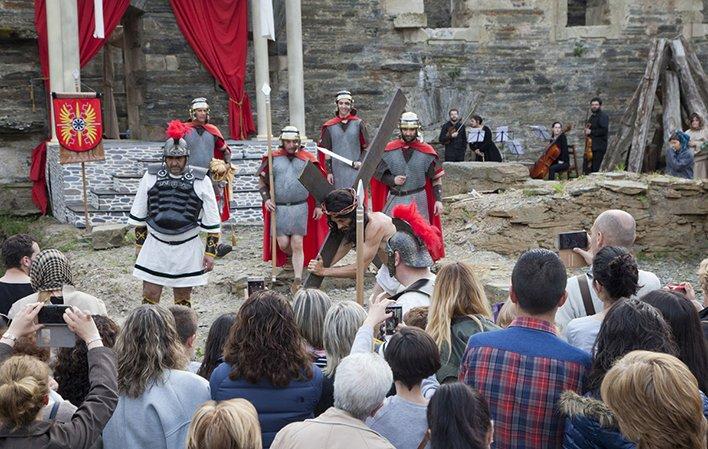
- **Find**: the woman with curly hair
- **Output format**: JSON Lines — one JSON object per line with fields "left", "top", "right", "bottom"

{"left": 102, "top": 305, "right": 210, "bottom": 449}
{"left": 209, "top": 290, "right": 323, "bottom": 449}
{"left": 54, "top": 315, "right": 120, "bottom": 407}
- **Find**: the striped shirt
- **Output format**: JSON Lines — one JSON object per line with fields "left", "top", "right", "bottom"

{"left": 459, "top": 317, "right": 591, "bottom": 449}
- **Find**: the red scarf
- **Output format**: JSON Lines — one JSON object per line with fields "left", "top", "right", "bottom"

{"left": 321, "top": 113, "right": 361, "bottom": 129}
{"left": 384, "top": 138, "right": 438, "bottom": 157}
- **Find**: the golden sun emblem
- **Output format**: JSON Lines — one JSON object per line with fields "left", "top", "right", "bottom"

{"left": 58, "top": 101, "right": 99, "bottom": 147}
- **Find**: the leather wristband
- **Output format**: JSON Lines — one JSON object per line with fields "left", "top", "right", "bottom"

{"left": 259, "top": 186, "right": 270, "bottom": 201}
{"left": 135, "top": 226, "right": 148, "bottom": 245}
{"left": 433, "top": 184, "right": 442, "bottom": 202}
{"left": 326, "top": 158, "right": 333, "bottom": 173}
{"left": 205, "top": 233, "right": 219, "bottom": 257}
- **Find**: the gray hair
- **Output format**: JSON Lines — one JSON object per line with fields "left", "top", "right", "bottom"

{"left": 334, "top": 353, "right": 393, "bottom": 420}
{"left": 595, "top": 210, "right": 636, "bottom": 249}
{"left": 322, "top": 301, "right": 366, "bottom": 376}
{"left": 292, "top": 289, "right": 332, "bottom": 350}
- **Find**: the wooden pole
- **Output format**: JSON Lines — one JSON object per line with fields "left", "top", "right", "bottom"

{"left": 262, "top": 85, "right": 277, "bottom": 283}
{"left": 355, "top": 180, "right": 365, "bottom": 305}
{"left": 671, "top": 38, "right": 707, "bottom": 123}
{"left": 80, "top": 162, "right": 92, "bottom": 232}
{"left": 628, "top": 38, "right": 668, "bottom": 173}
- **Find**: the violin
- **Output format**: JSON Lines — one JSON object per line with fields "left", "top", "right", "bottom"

{"left": 530, "top": 124, "right": 572, "bottom": 179}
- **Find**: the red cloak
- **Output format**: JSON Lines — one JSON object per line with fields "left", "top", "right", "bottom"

{"left": 370, "top": 139, "right": 445, "bottom": 253}
{"left": 317, "top": 114, "right": 366, "bottom": 171}
{"left": 184, "top": 121, "right": 231, "bottom": 221}
{"left": 260, "top": 148, "right": 328, "bottom": 267}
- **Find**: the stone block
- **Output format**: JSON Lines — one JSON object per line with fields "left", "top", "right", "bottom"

{"left": 600, "top": 180, "right": 648, "bottom": 195}
{"left": 90, "top": 224, "right": 129, "bottom": 250}
{"left": 165, "top": 55, "right": 179, "bottom": 71}
{"left": 393, "top": 13, "right": 427, "bottom": 29}
{"left": 444, "top": 162, "right": 530, "bottom": 194}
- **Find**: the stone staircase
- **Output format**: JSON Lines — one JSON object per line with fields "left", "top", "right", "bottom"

{"left": 48, "top": 139, "right": 311, "bottom": 228}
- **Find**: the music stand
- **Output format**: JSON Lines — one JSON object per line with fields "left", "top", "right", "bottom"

{"left": 467, "top": 129, "right": 484, "bottom": 143}
{"left": 505, "top": 139, "right": 525, "bottom": 161}
{"left": 529, "top": 125, "right": 551, "bottom": 140}
{"left": 494, "top": 126, "right": 512, "bottom": 143}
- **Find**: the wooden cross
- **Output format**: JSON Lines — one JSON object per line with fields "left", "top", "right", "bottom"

{"left": 298, "top": 88, "right": 407, "bottom": 289}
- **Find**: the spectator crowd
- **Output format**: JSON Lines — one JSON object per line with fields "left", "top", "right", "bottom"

{"left": 0, "top": 208, "right": 706, "bottom": 449}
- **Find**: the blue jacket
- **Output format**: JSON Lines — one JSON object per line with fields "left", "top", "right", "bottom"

{"left": 560, "top": 390, "right": 708, "bottom": 449}
{"left": 666, "top": 130, "right": 694, "bottom": 179}
{"left": 210, "top": 362, "right": 323, "bottom": 449}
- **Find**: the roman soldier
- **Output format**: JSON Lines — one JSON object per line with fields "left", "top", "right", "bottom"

{"left": 371, "top": 112, "right": 445, "bottom": 246}
{"left": 318, "top": 90, "right": 369, "bottom": 188}
{"left": 128, "top": 120, "right": 221, "bottom": 308}
{"left": 184, "top": 97, "right": 234, "bottom": 256}
{"left": 260, "top": 126, "right": 328, "bottom": 293}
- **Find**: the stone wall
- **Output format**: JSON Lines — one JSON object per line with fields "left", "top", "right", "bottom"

{"left": 446, "top": 172, "right": 708, "bottom": 258}
{"left": 0, "top": 0, "right": 706, "bottom": 215}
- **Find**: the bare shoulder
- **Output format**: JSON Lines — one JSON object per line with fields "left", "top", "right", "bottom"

{"left": 367, "top": 212, "right": 396, "bottom": 237}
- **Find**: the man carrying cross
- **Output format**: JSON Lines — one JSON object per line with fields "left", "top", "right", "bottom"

{"left": 259, "top": 126, "right": 328, "bottom": 293}
{"left": 371, "top": 112, "right": 445, "bottom": 238}
{"left": 318, "top": 90, "right": 370, "bottom": 188}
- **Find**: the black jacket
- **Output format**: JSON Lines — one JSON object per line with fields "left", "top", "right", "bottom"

{"left": 588, "top": 110, "right": 609, "bottom": 153}
{"left": 469, "top": 125, "right": 503, "bottom": 162}
{"left": 438, "top": 121, "right": 467, "bottom": 160}
{"left": 552, "top": 133, "right": 570, "bottom": 165}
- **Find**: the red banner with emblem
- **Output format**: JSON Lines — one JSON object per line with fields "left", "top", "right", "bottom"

{"left": 53, "top": 96, "right": 103, "bottom": 152}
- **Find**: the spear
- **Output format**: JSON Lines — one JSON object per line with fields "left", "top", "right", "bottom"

{"left": 355, "top": 179, "right": 365, "bottom": 305}
{"left": 262, "top": 84, "right": 277, "bottom": 283}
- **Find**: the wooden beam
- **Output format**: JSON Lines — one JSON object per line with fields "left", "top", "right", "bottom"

{"left": 661, "top": 68, "right": 682, "bottom": 147}
{"left": 679, "top": 36, "right": 708, "bottom": 106}
{"left": 670, "top": 38, "right": 707, "bottom": 124}
{"left": 627, "top": 38, "right": 668, "bottom": 173}
{"left": 102, "top": 47, "right": 120, "bottom": 139}
{"left": 122, "top": 9, "right": 145, "bottom": 140}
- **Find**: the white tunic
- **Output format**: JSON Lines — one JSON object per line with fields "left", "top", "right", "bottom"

{"left": 128, "top": 170, "right": 221, "bottom": 288}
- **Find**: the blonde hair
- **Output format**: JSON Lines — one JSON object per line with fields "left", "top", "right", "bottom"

{"left": 292, "top": 288, "right": 332, "bottom": 350}
{"left": 115, "top": 305, "right": 188, "bottom": 398}
{"left": 0, "top": 355, "right": 50, "bottom": 428}
{"left": 322, "top": 300, "right": 366, "bottom": 376}
{"left": 187, "top": 399, "right": 262, "bottom": 449}
{"left": 495, "top": 298, "right": 517, "bottom": 328}
{"left": 601, "top": 350, "right": 707, "bottom": 449}
{"left": 426, "top": 262, "right": 492, "bottom": 357}
{"left": 698, "top": 258, "right": 708, "bottom": 297}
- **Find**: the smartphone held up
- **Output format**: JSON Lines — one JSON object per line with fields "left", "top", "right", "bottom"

{"left": 556, "top": 230, "right": 589, "bottom": 268}
{"left": 36, "top": 304, "right": 76, "bottom": 348}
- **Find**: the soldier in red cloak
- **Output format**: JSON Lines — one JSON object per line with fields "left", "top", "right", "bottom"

{"left": 259, "top": 126, "right": 328, "bottom": 293}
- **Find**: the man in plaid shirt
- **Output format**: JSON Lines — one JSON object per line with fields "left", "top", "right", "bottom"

{"left": 459, "top": 249, "right": 591, "bottom": 449}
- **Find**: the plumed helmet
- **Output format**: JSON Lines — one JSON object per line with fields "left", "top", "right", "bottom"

{"left": 399, "top": 111, "right": 421, "bottom": 130}
{"left": 279, "top": 125, "right": 301, "bottom": 142}
{"left": 189, "top": 97, "right": 210, "bottom": 120}
{"left": 335, "top": 90, "right": 353, "bottom": 103}
{"left": 164, "top": 120, "right": 190, "bottom": 157}
{"left": 387, "top": 203, "right": 444, "bottom": 268}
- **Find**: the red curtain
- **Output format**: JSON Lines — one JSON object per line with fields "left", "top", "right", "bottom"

{"left": 169, "top": 0, "right": 256, "bottom": 140}
{"left": 31, "top": 0, "right": 129, "bottom": 214}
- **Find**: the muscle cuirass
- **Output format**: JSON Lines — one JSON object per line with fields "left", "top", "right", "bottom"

{"left": 329, "top": 120, "right": 362, "bottom": 189}
{"left": 272, "top": 155, "right": 309, "bottom": 203}
{"left": 381, "top": 149, "right": 435, "bottom": 192}
{"left": 146, "top": 168, "right": 203, "bottom": 235}
{"left": 184, "top": 127, "right": 215, "bottom": 170}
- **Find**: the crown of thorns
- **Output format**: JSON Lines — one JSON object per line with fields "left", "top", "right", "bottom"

{"left": 322, "top": 188, "right": 358, "bottom": 217}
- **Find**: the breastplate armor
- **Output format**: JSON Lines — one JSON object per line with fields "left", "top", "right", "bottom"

{"left": 273, "top": 155, "right": 309, "bottom": 203}
{"left": 382, "top": 149, "right": 434, "bottom": 191}
{"left": 146, "top": 168, "right": 203, "bottom": 235}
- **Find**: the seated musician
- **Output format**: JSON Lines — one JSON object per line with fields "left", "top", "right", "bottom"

{"left": 548, "top": 122, "right": 569, "bottom": 180}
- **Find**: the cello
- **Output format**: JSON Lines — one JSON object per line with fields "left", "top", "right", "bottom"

{"left": 582, "top": 109, "right": 593, "bottom": 174}
{"left": 530, "top": 124, "right": 572, "bottom": 179}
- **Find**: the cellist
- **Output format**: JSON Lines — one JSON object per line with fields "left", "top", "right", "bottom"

{"left": 548, "top": 122, "right": 570, "bottom": 180}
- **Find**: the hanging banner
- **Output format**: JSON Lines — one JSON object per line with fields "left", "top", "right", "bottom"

{"left": 52, "top": 92, "right": 105, "bottom": 164}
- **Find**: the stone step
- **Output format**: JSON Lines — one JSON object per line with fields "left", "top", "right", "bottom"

{"left": 65, "top": 201, "right": 132, "bottom": 229}
{"left": 88, "top": 188, "right": 136, "bottom": 210}
{"left": 112, "top": 173, "right": 143, "bottom": 193}
{"left": 234, "top": 174, "right": 259, "bottom": 192}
